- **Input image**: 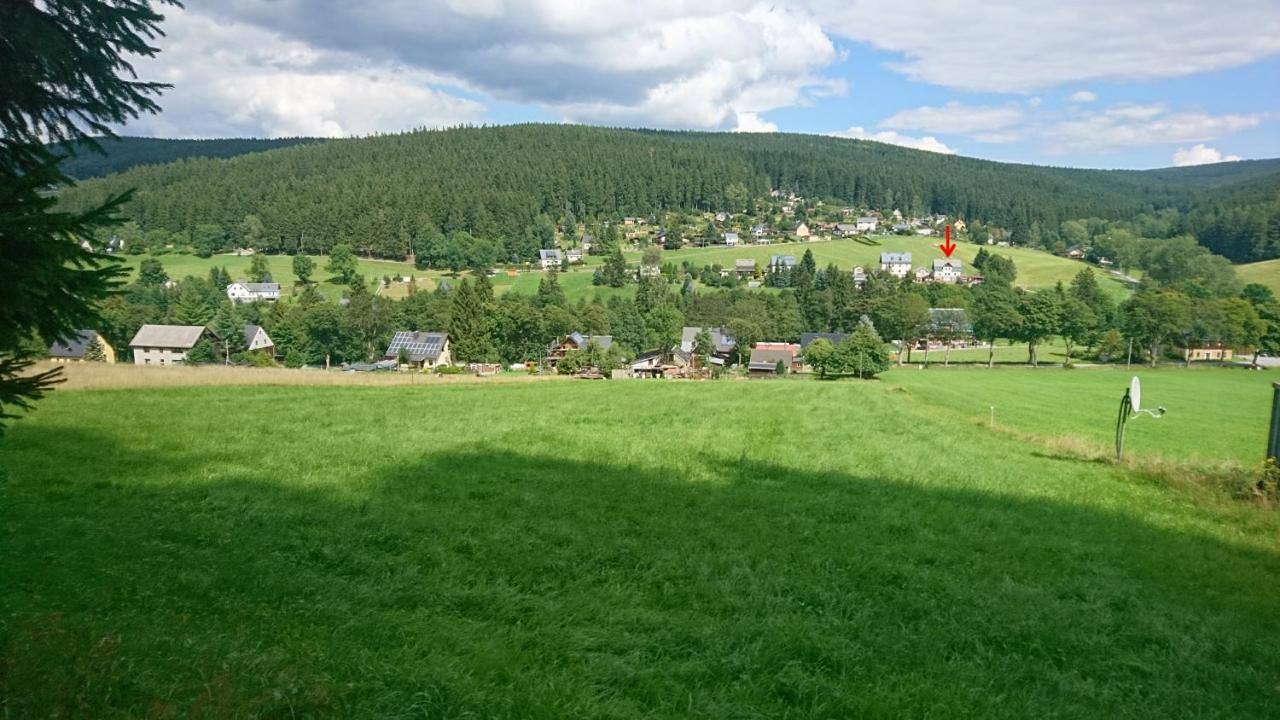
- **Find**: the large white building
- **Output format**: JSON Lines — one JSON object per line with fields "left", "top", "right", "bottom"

{"left": 226, "top": 281, "right": 280, "bottom": 303}
{"left": 932, "top": 259, "right": 963, "bottom": 284}
{"left": 879, "top": 252, "right": 912, "bottom": 278}
{"left": 129, "top": 325, "right": 207, "bottom": 366}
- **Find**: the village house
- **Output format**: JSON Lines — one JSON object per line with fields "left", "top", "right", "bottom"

{"left": 384, "top": 331, "right": 452, "bottom": 371}
{"left": 623, "top": 216, "right": 646, "bottom": 226}
{"left": 242, "top": 324, "right": 275, "bottom": 356}
{"left": 915, "top": 227, "right": 935, "bottom": 236}
{"left": 546, "top": 332, "right": 613, "bottom": 370}
{"left": 751, "top": 223, "right": 769, "bottom": 238}
{"left": 932, "top": 259, "right": 963, "bottom": 283}
{"left": 880, "top": 251, "right": 912, "bottom": 278}
{"left": 734, "top": 259, "right": 757, "bottom": 277}
{"left": 1183, "top": 343, "right": 1234, "bottom": 362}
{"left": 852, "top": 266, "right": 867, "bottom": 287}
{"left": 914, "top": 266, "right": 932, "bottom": 282}
{"left": 566, "top": 248, "right": 584, "bottom": 264}
{"left": 1066, "top": 246, "right": 1086, "bottom": 259}
{"left": 48, "top": 329, "right": 115, "bottom": 363}
{"left": 226, "top": 280, "right": 280, "bottom": 303}
{"left": 841, "top": 207, "right": 857, "bottom": 217}
{"left": 953, "top": 219, "right": 967, "bottom": 232}
{"left": 539, "top": 248, "right": 562, "bottom": 269}
{"left": 679, "top": 326, "right": 735, "bottom": 366}
{"left": 770, "top": 255, "right": 797, "bottom": 273}
{"left": 792, "top": 222, "right": 810, "bottom": 239}
{"left": 129, "top": 324, "right": 208, "bottom": 366}
{"left": 856, "top": 216, "right": 879, "bottom": 233}
{"left": 581, "top": 235, "right": 595, "bottom": 253}
{"left": 747, "top": 342, "right": 800, "bottom": 375}
{"left": 835, "top": 223, "right": 858, "bottom": 237}
{"left": 723, "top": 232, "right": 741, "bottom": 247}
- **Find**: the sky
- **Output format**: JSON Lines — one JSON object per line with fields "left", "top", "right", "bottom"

{"left": 121, "top": 0, "right": 1280, "bottom": 170}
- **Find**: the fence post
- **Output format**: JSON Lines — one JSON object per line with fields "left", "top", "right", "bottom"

{"left": 1268, "top": 382, "right": 1280, "bottom": 462}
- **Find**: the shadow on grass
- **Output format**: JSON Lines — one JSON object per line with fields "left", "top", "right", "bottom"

{"left": 3, "top": 430, "right": 1280, "bottom": 718}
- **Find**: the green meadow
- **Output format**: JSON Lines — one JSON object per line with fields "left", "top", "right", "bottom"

{"left": 643, "top": 235, "right": 1133, "bottom": 299}
{"left": 3, "top": 368, "right": 1278, "bottom": 717}
{"left": 1238, "top": 258, "right": 1280, "bottom": 295}
{"left": 116, "top": 235, "right": 1130, "bottom": 304}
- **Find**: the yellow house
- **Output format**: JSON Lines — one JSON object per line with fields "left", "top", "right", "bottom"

{"left": 48, "top": 329, "right": 116, "bottom": 363}
{"left": 1185, "top": 343, "right": 1233, "bottom": 362}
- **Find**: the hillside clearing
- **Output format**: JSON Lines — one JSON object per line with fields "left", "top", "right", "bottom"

{"left": 1238, "top": 258, "right": 1280, "bottom": 294}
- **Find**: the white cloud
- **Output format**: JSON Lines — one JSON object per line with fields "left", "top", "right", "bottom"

{"left": 1172, "top": 144, "right": 1243, "bottom": 167}
{"left": 126, "top": 9, "right": 483, "bottom": 137}
{"left": 831, "top": 126, "right": 955, "bottom": 154}
{"left": 879, "top": 101, "right": 1025, "bottom": 137}
{"left": 187, "top": 1, "right": 842, "bottom": 133}
{"left": 808, "top": 0, "right": 1280, "bottom": 92}
{"left": 1069, "top": 90, "right": 1097, "bottom": 103}
{"left": 734, "top": 112, "right": 779, "bottom": 132}
{"left": 1044, "top": 105, "right": 1263, "bottom": 153}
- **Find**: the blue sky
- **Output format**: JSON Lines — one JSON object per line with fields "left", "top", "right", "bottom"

{"left": 126, "top": 1, "right": 1280, "bottom": 170}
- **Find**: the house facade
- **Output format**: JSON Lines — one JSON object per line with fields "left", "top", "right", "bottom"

{"left": 723, "top": 232, "right": 740, "bottom": 246}
{"left": 932, "top": 259, "right": 963, "bottom": 283}
{"left": 242, "top": 324, "right": 275, "bottom": 355}
{"left": 129, "top": 325, "right": 207, "bottom": 366}
{"left": 679, "top": 326, "right": 735, "bottom": 365}
{"left": 48, "top": 329, "right": 116, "bottom": 363}
{"left": 880, "top": 252, "right": 912, "bottom": 278}
{"left": 546, "top": 332, "right": 613, "bottom": 369}
{"left": 793, "top": 222, "right": 810, "bottom": 239}
{"left": 384, "top": 331, "right": 452, "bottom": 370}
{"left": 856, "top": 217, "right": 879, "bottom": 232}
{"left": 747, "top": 343, "right": 800, "bottom": 374}
{"left": 226, "top": 281, "right": 281, "bottom": 303}
{"left": 539, "top": 249, "right": 562, "bottom": 269}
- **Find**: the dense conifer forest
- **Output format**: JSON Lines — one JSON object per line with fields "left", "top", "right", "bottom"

{"left": 56, "top": 125, "right": 1280, "bottom": 262}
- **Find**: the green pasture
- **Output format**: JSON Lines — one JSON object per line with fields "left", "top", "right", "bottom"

{"left": 2, "top": 375, "right": 1277, "bottom": 717}
{"left": 640, "top": 236, "right": 1131, "bottom": 299}
{"left": 888, "top": 365, "right": 1276, "bottom": 465}
{"left": 1237, "top": 258, "right": 1280, "bottom": 295}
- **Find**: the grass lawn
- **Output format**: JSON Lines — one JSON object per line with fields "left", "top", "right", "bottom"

{"left": 2, "top": 374, "right": 1278, "bottom": 717}
{"left": 1238, "top": 258, "right": 1280, "bottom": 295}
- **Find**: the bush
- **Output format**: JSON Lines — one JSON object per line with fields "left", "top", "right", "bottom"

{"left": 1259, "top": 459, "right": 1280, "bottom": 502}
{"left": 283, "top": 350, "right": 307, "bottom": 368}
{"left": 433, "top": 364, "right": 463, "bottom": 375}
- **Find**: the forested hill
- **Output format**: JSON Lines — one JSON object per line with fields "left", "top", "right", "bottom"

{"left": 53, "top": 136, "right": 322, "bottom": 179}
{"left": 56, "top": 124, "right": 1280, "bottom": 261}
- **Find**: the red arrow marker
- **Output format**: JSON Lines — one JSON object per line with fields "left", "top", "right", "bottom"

{"left": 940, "top": 224, "right": 956, "bottom": 257}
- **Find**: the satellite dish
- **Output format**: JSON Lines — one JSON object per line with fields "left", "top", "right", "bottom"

{"left": 1129, "top": 376, "right": 1141, "bottom": 412}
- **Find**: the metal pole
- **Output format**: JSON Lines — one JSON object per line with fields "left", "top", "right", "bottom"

{"left": 1268, "top": 382, "right": 1280, "bottom": 462}
{"left": 1126, "top": 338, "right": 1133, "bottom": 369}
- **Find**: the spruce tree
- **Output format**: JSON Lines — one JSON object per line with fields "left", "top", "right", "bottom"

{"left": 449, "top": 279, "right": 495, "bottom": 362}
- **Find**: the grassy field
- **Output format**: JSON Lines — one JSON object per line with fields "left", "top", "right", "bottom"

{"left": 647, "top": 235, "right": 1131, "bottom": 299}
{"left": 3, "top": 369, "right": 1278, "bottom": 717}
{"left": 1238, "top": 258, "right": 1280, "bottom": 295}
{"left": 117, "top": 236, "right": 1124, "bottom": 305}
